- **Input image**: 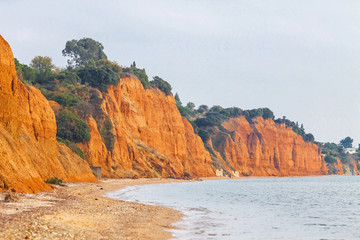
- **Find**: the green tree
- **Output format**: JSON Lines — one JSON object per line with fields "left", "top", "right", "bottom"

{"left": 62, "top": 38, "right": 107, "bottom": 67}
{"left": 30, "top": 56, "right": 54, "bottom": 71}
{"left": 209, "top": 105, "right": 223, "bottom": 113}
{"left": 303, "top": 133, "right": 315, "bottom": 143}
{"left": 14, "top": 58, "right": 23, "bottom": 79}
{"left": 150, "top": 76, "right": 172, "bottom": 95}
{"left": 262, "top": 108, "right": 274, "bottom": 120}
{"left": 50, "top": 93, "right": 81, "bottom": 107}
{"left": 197, "top": 105, "right": 209, "bottom": 114}
{"left": 55, "top": 70, "right": 81, "bottom": 86}
{"left": 34, "top": 68, "right": 54, "bottom": 84}
{"left": 77, "top": 60, "right": 120, "bottom": 92}
{"left": 175, "top": 93, "right": 182, "bottom": 105}
{"left": 56, "top": 109, "right": 90, "bottom": 143}
{"left": 186, "top": 102, "right": 195, "bottom": 111}
{"left": 340, "top": 137, "right": 353, "bottom": 148}
{"left": 324, "top": 154, "right": 337, "bottom": 164}
{"left": 130, "top": 62, "right": 150, "bottom": 89}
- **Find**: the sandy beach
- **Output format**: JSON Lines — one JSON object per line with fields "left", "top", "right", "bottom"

{"left": 0, "top": 178, "right": 202, "bottom": 240}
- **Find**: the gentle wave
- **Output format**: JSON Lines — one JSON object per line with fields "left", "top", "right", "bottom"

{"left": 107, "top": 176, "right": 360, "bottom": 240}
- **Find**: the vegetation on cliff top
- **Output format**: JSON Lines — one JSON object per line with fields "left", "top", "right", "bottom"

{"left": 15, "top": 37, "right": 358, "bottom": 176}
{"left": 317, "top": 137, "right": 360, "bottom": 174}
{"left": 14, "top": 38, "right": 173, "bottom": 160}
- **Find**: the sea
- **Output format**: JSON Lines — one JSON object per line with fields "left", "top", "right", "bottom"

{"left": 107, "top": 176, "right": 360, "bottom": 240}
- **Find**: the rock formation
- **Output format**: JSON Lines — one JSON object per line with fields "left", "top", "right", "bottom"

{"left": 206, "top": 116, "right": 328, "bottom": 176}
{"left": 78, "top": 78, "right": 215, "bottom": 178}
{"left": 0, "top": 34, "right": 331, "bottom": 193}
{"left": 0, "top": 35, "right": 97, "bottom": 193}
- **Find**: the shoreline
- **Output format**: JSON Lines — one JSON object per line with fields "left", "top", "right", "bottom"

{"left": 0, "top": 177, "right": 231, "bottom": 240}
{"left": 0, "top": 175, "right": 340, "bottom": 239}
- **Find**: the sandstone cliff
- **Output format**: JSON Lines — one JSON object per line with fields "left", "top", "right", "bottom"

{"left": 0, "top": 34, "right": 330, "bottom": 193}
{"left": 78, "top": 78, "right": 215, "bottom": 178}
{"left": 77, "top": 75, "right": 328, "bottom": 178}
{"left": 0, "top": 35, "right": 96, "bottom": 193}
{"left": 207, "top": 116, "right": 328, "bottom": 176}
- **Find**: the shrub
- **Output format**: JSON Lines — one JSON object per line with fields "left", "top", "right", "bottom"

{"left": 198, "top": 129, "right": 210, "bottom": 143}
{"left": 150, "top": 76, "right": 172, "bottom": 96}
{"left": 55, "top": 70, "right": 81, "bottom": 86}
{"left": 303, "top": 133, "right": 315, "bottom": 143}
{"left": 262, "top": 108, "right": 274, "bottom": 120}
{"left": 100, "top": 118, "right": 115, "bottom": 150}
{"left": 209, "top": 105, "right": 223, "bottom": 113}
{"left": 194, "top": 117, "right": 219, "bottom": 127}
{"left": 131, "top": 62, "right": 150, "bottom": 89}
{"left": 220, "top": 107, "right": 243, "bottom": 118}
{"left": 324, "top": 155, "right": 337, "bottom": 164}
{"left": 197, "top": 105, "right": 209, "bottom": 114}
{"left": 34, "top": 68, "right": 54, "bottom": 84}
{"left": 77, "top": 60, "right": 120, "bottom": 92}
{"left": 45, "top": 177, "right": 65, "bottom": 186}
{"left": 75, "top": 101, "right": 94, "bottom": 120}
{"left": 50, "top": 93, "right": 81, "bottom": 107}
{"left": 56, "top": 109, "right": 91, "bottom": 143}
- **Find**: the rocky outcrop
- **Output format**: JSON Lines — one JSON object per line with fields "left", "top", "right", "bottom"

{"left": 207, "top": 116, "right": 328, "bottom": 176}
{"left": 0, "top": 35, "right": 97, "bottom": 193}
{"left": 0, "top": 34, "right": 330, "bottom": 192}
{"left": 79, "top": 78, "right": 215, "bottom": 178}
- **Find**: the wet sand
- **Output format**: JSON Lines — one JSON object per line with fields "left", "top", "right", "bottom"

{"left": 0, "top": 178, "right": 208, "bottom": 240}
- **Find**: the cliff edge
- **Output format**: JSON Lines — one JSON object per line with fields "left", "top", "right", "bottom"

{"left": 78, "top": 77, "right": 215, "bottom": 178}
{"left": 0, "top": 35, "right": 97, "bottom": 193}
{"left": 207, "top": 116, "right": 328, "bottom": 176}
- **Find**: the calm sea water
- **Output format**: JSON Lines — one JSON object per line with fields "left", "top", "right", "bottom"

{"left": 107, "top": 176, "right": 360, "bottom": 240}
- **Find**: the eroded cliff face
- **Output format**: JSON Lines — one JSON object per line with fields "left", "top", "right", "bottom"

{"left": 0, "top": 35, "right": 96, "bottom": 193}
{"left": 207, "top": 116, "right": 328, "bottom": 176}
{"left": 0, "top": 34, "right": 329, "bottom": 192}
{"left": 79, "top": 78, "right": 215, "bottom": 178}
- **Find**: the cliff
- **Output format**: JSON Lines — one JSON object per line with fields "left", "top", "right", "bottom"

{"left": 78, "top": 78, "right": 215, "bottom": 178}
{"left": 207, "top": 116, "right": 328, "bottom": 176}
{"left": 0, "top": 34, "right": 330, "bottom": 193}
{"left": 0, "top": 35, "right": 97, "bottom": 193}
{"left": 77, "top": 76, "right": 328, "bottom": 178}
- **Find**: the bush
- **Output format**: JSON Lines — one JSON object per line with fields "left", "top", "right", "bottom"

{"left": 75, "top": 101, "right": 94, "bottom": 120}
{"left": 262, "top": 108, "right": 274, "bottom": 120}
{"left": 209, "top": 105, "right": 223, "bottom": 113}
{"left": 198, "top": 129, "right": 210, "bottom": 143}
{"left": 45, "top": 177, "right": 65, "bottom": 186}
{"left": 100, "top": 118, "right": 115, "bottom": 150}
{"left": 50, "top": 93, "right": 81, "bottom": 107}
{"left": 56, "top": 109, "right": 91, "bottom": 143}
{"left": 324, "top": 155, "right": 337, "bottom": 164}
{"left": 55, "top": 70, "right": 81, "bottom": 86}
{"left": 77, "top": 60, "right": 120, "bottom": 92}
{"left": 150, "top": 76, "right": 172, "bottom": 96}
{"left": 131, "top": 62, "right": 150, "bottom": 89}
{"left": 34, "top": 68, "right": 55, "bottom": 84}
{"left": 220, "top": 107, "right": 243, "bottom": 118}
{"left": 197, "top": 105, "right": 209, "bottom": 114}
{"left": 194, "top": 117, "right": 219, "bottom": 127}
{"left": 303, "top": 133, "right": 315, "bottom": 143}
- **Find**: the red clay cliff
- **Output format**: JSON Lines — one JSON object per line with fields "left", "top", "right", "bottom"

{"left": 0, "top": 34, "right": 330, "bottom": 193}
{"left": 0, "top": 35, "right": 96, "bottom": 193}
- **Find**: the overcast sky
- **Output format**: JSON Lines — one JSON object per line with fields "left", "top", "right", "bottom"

{"left": 1, "top": 0, "right": 359, "bottom": 146}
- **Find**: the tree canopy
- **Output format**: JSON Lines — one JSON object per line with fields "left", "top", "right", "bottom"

{"left": 62, "top": 38, "right": 107, "bottom": 67}
{"left": 30, "top": 56, "right": 54, "bottom": 71}
{"left": 340, "top": 137, "right": 353, "bottom": 148}
{"left": 130, "top": 62, "right": 150, "bottom": 89}
{"left": 150, "top": 76, "right": 172, "bottom": 95}
{"left": 76, "top": 59, "right": 120, "bottom": 92}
